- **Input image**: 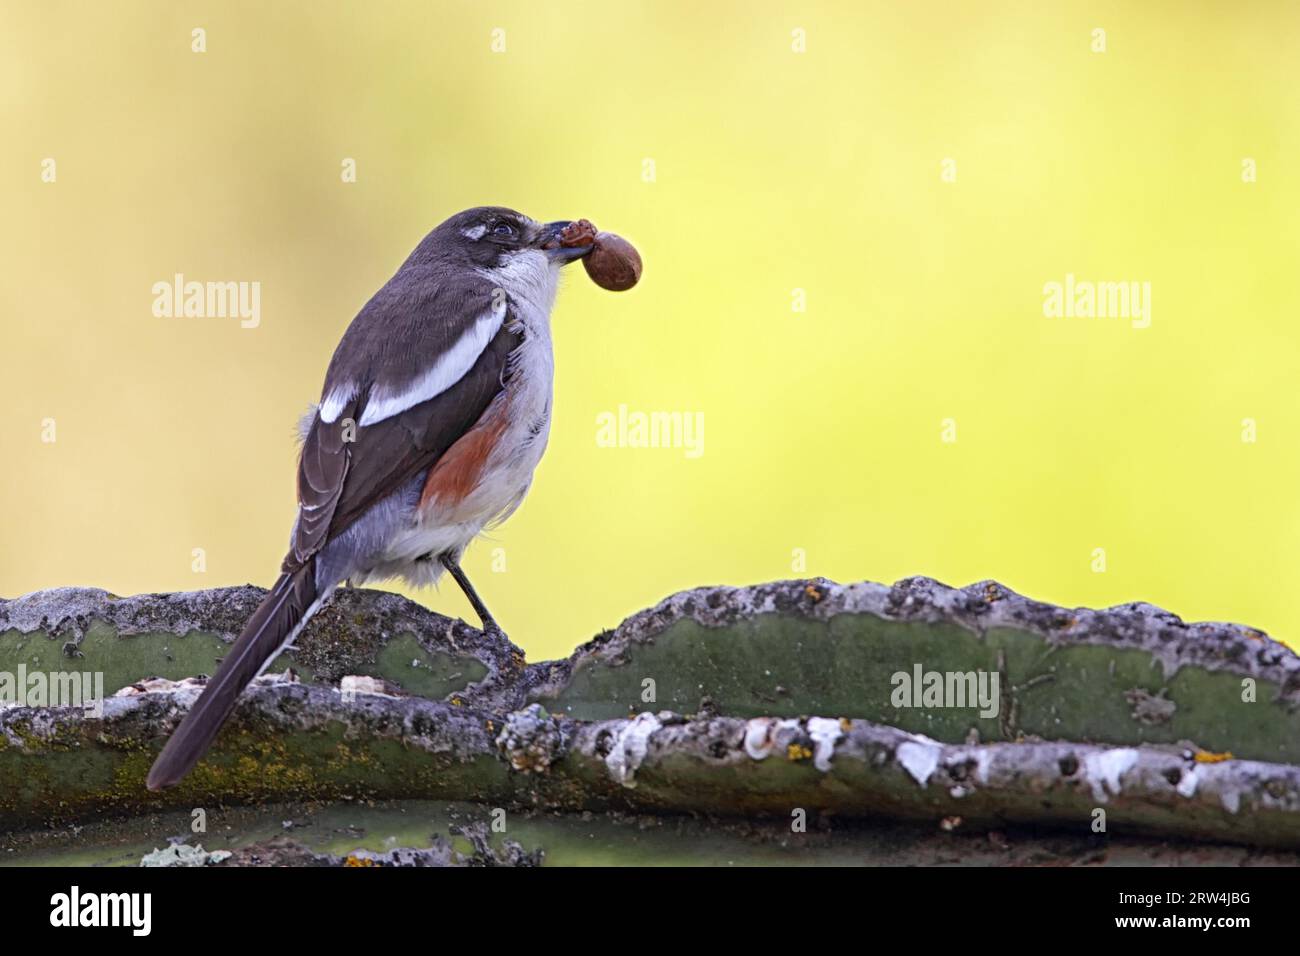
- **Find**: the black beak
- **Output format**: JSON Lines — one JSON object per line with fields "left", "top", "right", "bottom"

{"left": 538, "top": 220, "right": 592, "bottom": 264}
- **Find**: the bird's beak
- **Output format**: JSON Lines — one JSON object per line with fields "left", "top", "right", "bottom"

{"left": 537, "top": 220, "right": 594, "bottom": 264}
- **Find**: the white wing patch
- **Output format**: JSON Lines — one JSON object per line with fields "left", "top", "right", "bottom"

{"left": 318, "top": 391, "right": 354, "bottom": 425}
{"left": 354, "top": 302, "right": 507, "bottom": 428}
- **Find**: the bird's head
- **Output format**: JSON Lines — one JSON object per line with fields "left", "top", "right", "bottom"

{"left": 424, "top": 206, "right": 592, "bottom": 272}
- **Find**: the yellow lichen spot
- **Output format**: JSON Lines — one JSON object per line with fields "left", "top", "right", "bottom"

{"left": 1194, "top": 749, "right": 1234, "bottom": 764}
{"left": 839, "top": 718, "right": 852, "bottom": 732}
{"left": 450, "top": 696, "right": 463, "bottom": 707}
{"left": 803, "top": 584, "right": 823, "bottom": 603}
{"left": 787, "top": 743, "right": 813, "bottom": 762}
{"left": 343, "top": 855, "right": 375, "bottom": 867}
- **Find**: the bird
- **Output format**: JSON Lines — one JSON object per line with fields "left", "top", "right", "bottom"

{"left": 147, "top": 206, "right": 593, "bottom": 790}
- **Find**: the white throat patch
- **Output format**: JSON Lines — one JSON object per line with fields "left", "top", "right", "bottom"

{"left": 476, "top": 248, "right": 559, "bottom": 326}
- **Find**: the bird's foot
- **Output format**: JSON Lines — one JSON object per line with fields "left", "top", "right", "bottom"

{"left": 453, "top": 615, "right": 506, "bottom": 641}
{"left": 477, "top": 616, "right": 507, "bottom": 641}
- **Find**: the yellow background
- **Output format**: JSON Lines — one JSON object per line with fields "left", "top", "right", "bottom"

{"left": 3, "top": 1, "right": 1297, "bottom": 659}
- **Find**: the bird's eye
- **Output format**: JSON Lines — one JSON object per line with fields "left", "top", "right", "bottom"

{"left": 491, "top": 222, "right": 516, "bottom": 238}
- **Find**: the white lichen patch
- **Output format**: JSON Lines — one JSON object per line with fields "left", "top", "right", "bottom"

{"left": 113, "top": 676, "right": 205, "bottom": 697}
{"left": 806, "top": 717, "right": 844, "bottom": 772}
{"left": 744, "top": 718, "right": 804, "bottom": 761}
{"left": 743, "top": 718, "right": 775, "bottom": 760}
{"left": 1175, "top": 764, "right": 1242, "bottom": 814}
{"left": 1083, "top": 748, "right": 1139, "bottom": 801}
{"left": 114, "top": 671, "right": 299, "bottom": 701}
{"left": 496, "top": 703, "right": 562, "bottom": 773}
{"left": 896, "top": 736, "right": 943, "bottom": 787}
{"left": 605, "top": 712, "right": 662, "bottom": 788}
{"left": 1220, "top": 785, "right": 1242, "bottom": 815}
{"left": 339, "top": 675, "right": 402, "bottom": 699}
{"left": 141, "top": 843, "right": 229, "bottom": 867}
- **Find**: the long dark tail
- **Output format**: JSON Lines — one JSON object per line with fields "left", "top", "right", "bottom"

{"left": 146, "top": 563, "right": 318, "bottom": 790}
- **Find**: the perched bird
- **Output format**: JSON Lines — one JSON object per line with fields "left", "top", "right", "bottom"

{"left": 147, "top": 207, "right": 593, "bottom": 789}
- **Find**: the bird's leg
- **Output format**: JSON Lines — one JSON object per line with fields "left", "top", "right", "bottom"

{"left": 438, "top": 553, "right": 502, "bottom": 636}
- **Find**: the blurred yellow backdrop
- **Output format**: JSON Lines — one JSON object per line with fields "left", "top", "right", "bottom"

{"left": 3, "top": 1, "right": 1298, "bottom": 659}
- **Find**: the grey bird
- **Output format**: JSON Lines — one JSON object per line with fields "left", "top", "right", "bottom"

{"left": 147, "top": 207, "right": 592, "bottom": 790}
